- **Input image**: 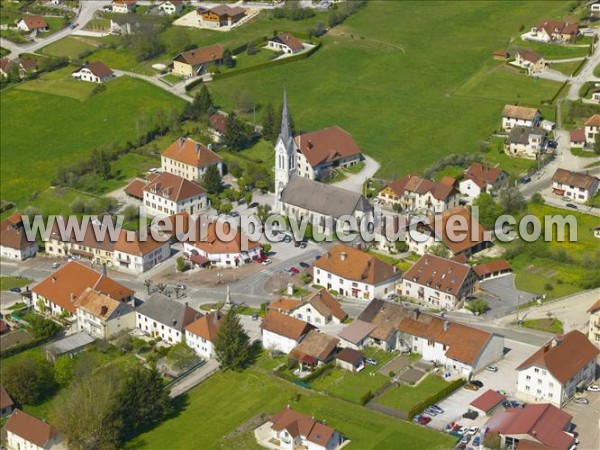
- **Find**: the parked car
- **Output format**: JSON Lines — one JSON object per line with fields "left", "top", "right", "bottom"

{"left": 248, "top": 202, "right": 259, "bottom": 208}
{"left": 520, "top": 176, "right": 531, "bottom": 184}
{"left": 299, "top": 241, "right": 308, "bottom": 249}
{"left": 460, "top": 435, "right": 471, "bottom": 445}
{"left": 9, "top": 287, "right": 21, "bottom": 293}
{"left": 485, "top": 365, "right": 498, "bottom": 373}
{"left": 294, "top": 240, "right": 301, "bottom": 247}
{"left": 261, "top": 259, "right": 272, "bottom": 266}
{"left": 510, "top": 400, "right": 522, "bottom": 408}
{"left": 175, "top": 284, "right": 186, "bottom": 290}
{"left": 412, "top": 414, "right": 422, "bottom": 423}
{"left": 290, "top": 267, "right": 300, "bottom": 274}
{"left": 587, "top": 385, "right": 600, "bottom": 392}
{"left": 299, "top": 262, "right": 309, "bottom": 268}
{"left": 418, "top": 415, "right": 432, "bottom": 425}
{"left": 547, "top": 140, "right": 558, "bottom": 148}
{"left": 251, "top": 313, "right": 259, "bottom": 321}
{"left": 467, "top": 426, "right": 479, "bottom": 436}
{"left": 462, "top": 410, "right": 478, "bottom": 420}
{"left": 471, "top": 380, "right": 484, "bottom": 388}
{"left": 387, "top": 293, "right": 399, "bottom": 301}
{"left": 423, "top": 407, "right": 438, "bottom": 416}
{"left": 365, "top": 357, "right": 378, "bottom": 365}
{"left": 473, "top": 436, "right": 481, "bottom": 447}
{"left": 430, "top": 405, "right": 444, "bottom": 414}
{"left": 502, "top": 400, "right": 512, "bottom": 409}
{"left": 457, "top": 426, "right": 468, "bottom": 435}
{"left": 574, "top": 397, "right": 589, "bottom": 405}
{"left": 565, "top": 203, "right": 578, "bottom": 209}
{"left": 464, "top": 383, "right": 479, "bottom": 391}
{"left": 283, "top": 235, "right": 292, "bottom": 243}
{"left": 51, "top": 262, "right": 60, "bottom": 269}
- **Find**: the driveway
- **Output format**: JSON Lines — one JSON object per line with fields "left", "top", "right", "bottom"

{"left": 478, "top": 274, "right": 537, "bottom": 318}
{"left": 333, "top": 155, "right": 380, "bottom": 193}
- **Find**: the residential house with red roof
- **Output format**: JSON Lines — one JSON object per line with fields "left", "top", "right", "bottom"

{"left": 185, "top": 312, "right": 222, "bottom": 359}
{"left": 402, "top": 254, "right": 478, "bottom": 310}
{"left": 551, "top": 168, "right": 599, "bottom": 203}
{"left": 268, "top": 32, "right": 305, "bottom": 54}
{"left": 261, "top": 311, "right": 315, "bottom": 354}
{"left": 5, "top": 409, "right": 61, "bottom": 450}
{"left": 0, "top": 213, "right": 37, "bottom": 260}
{"left": 588, "top": 298, "right": 600, "bottom": 345}
{"left": 516, "top": 330, "right": 599, "bottom": 407}
{"left": 264, "top": 405, "right": 345, "bottom": 450}
{"left": 485, "top": 403, "right": 575, "bottom": 450}
{"left": 171, "top": 43, "right": 224, "bottom": 77}
{"left": 513, "top": 50, "right": 546, "bottom": 75}
{"left": 161, "top": 136, "right": 223, "bottom": 181}
{"left": 72, "top": 61, "right": 115, "bottom": 83}
{"left": 17, "top": 16, "right": 49, "bottom": 32}
{"left": 530, "top": 19, "right": 579, "bottom": 43}
{"left": 287, "top": 289, "right": 348, "bottom": 325}
{"left": 112, "top": 0, "right": 137, "bottom": 14}
{"left": 208, "top": 113, "right": 228, "bottom": 144}
{"left": 32, "top": 261, "right": 134, "bottom": 317}
{"left": 143, "top": 171, "right": 207, "bottom": 216}
{"left": 459, "top": 162, "right": 507, "bottom": 200}
{"left": 377, "top": 174, "right": 459, "bottom": 213}
{"left": 113, "top": 229, "right": 171, "bottom": 273}
{"left": 75, "top": 287, "right": 135, "bottom": 339}
{"left": 313, "top": 244, "right": 401, "bottom": 301}
{"left": 290, "top": 329, "right": 339, "bottom": 368}
{"left": 136, "top": 292, "right": 199, "bottom": 344}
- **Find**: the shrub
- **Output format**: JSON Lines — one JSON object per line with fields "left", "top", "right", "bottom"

{"left": 360, "top": 390, "right": 373, "bottom": 406}
{"left": 544, "top": 283, "right": 554, "bottom": 291}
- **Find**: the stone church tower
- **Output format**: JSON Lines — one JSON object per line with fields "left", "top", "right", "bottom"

{"left": 274, "top": 88, "right": 296, "bottom": 212}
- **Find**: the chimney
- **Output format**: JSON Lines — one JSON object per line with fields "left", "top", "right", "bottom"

{"left": 70, "top": 293, "right": 75, "bottom": 303}
{"left": 443, "top": 320, "right": 450, "bottom": 332}
{"left": 185, "top": 301, "right": 188, "bottom": 306}
{"left": 414, "top": 308, "right": 420, "bottom": 320}
{"left": 172, "top": 319, "right": 178, "bottom": 326}
{"left": 102, "top": 263, "right": 107, "bottom": 277}
{"left": 287, "top": 283, "right": 294, "bottom": 296}
{"left": 179, "top": 136, "right": 185, "bottom": 147}
{"left": 52, "top": 276, "right": 56, "bottom": 283}
{"left": 100, "top": 305, "right": 108, "bottom": 316}
{"left": 551, "top": 337, "right": 560, "bottom": 347}
{"left": 308, "top": 140, "right": 313, "bottom": 149}
{"left": 195, "top": 143, "right": 202, "bottom": 153}
{"left": 340, "top": 252, "right": 347, "bottom": 261}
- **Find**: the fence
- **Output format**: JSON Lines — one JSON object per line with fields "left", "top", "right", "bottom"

{"left": 366, "top": 402, "right": 408, "bottom": 420}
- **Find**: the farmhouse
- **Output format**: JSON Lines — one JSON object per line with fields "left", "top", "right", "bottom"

{"left": 485, "top": 403, "right": 575, "bottom": 450}
{"left": 75, "top": 287, "right": 135, "bottom": 339}
{"left": 183, "top": 219, "right": 262, "bottom": 268}
{"left": 261, "top": 310, "right": 315, "bottom": 354}
{"left": 313, "top": 244, "right": 401, "bottom": 300}
{"left": 135, "top": 292, "right": 199, "bottom": 344}
{"left": 72, "top": 61, "right": 115, "bottom": 83}
{"left": 171, "top": 44, "right": 224, "bottom": 77}
{"left": 516, "top": 330, "right": 599, "bottom": 407}
{"left": 185, "top": 312, "right": 222, "bottom": 359}
{"left": 1, "top": 385, "right": 14, "bottom": 418}
{"left": 264, "top": 405, "right": 345, "bottom": 450}
{"left": 530, "top": 19, "right": 579, "bottom": 43}
{"left": 0, "top": 213, "right": 37, "bottom": 261}
{"left": 402, "top": 254, "right": 477, "bottom": 310}
{"left": 551, "top": 168, "right": 599, "bottom": 203}
{"left": 5, "top": 409, "right": 61, "bottom": 450}
{"left": 513, "top": 50, "right": 546, "bottom": 74}
{"left": 112, "top": 0, "right": 137, "bottom": 14}
{"left": 459, "top": 162, "right": 507, "bottom": 200}
{"left": 158, "top": 0, "right": 184, "bottom": 15}
{"left": 377, "top": 175, "right": 459, "bottom": 213}
{"left": 584, "top": 114, "right": 600, "bottom": 145}
{"left": 505, "top": 126, "right": 546, "bottom": 159}
{"left": 197, "top": 4, "right": 246, "bottom": 28}
{"left": 290, "top": 329, "right": 340, "bottom": 368}
{"left": 336, "top": 347, "right": 364, "bottom": 372}
{"left": 161, "top": 136, "right": 223, "bottom": 181}
{"left": 17, "top": 16, "right": 49, "bottom": 32}
{"left": 143, "top": 172, "right": 207, "bottom": 216}
{"left": 31, "top": 261, "right": 134, "bottom": 316}
{"left": 587, "top": 298, "right": 600, "bottom": 345}
{"left": 268, "top": 33, "right": 304, "bottom": 54}
{"left": 501, "top": 104, "right": 540, "bottom": 130}
{"left": 287, "top": 289, "right": 348, "bottom": 325}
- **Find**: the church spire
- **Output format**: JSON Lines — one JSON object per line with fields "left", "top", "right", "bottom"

{"left": 280, "top": 86, "right": 292, "bottom": 145}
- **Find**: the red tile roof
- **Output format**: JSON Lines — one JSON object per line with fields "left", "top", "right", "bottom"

{"left": 0, "top": 385, "right": 14, "bottom": 410}
{"left": 431, "top": 206, "right": 490, "bottom": 254}
{"left": 4, "top": 409, "right": 58, "bottom": 448}
{"left": 587, "top": 298, "right": 600, "bottom": 313}
{"left": 552, "top": 168, "right": 599, "bottom": 191}
{"left": 270, "top": 405, "right": 336, "bottom": 447}
{"left": 464, "top": 162, "right": 505, "bottom": 189}
{"left": 0, "top": 217, "right": 36, "bottom": 251}
{"left": 570, "top": 128, "right": 585, "bottom": 143}
{"left": 261, "top": 310, "right": 315, "bottom": 341}
{"left": 301, "top": 289, "right": 347, "bottom": 322}
{"left": 124, "top": 179, "right": 146, "bottom": 199}
{"left": 517, "top": 50, "right": 543, "bottom": 63}
{"left": 473, "top": 259, "right": 511, "bottom": 278}
{"left": 294, "top": 126, "right": 362, "bottom": 168}
{"left": 209, "top": 113, "right": 227, "bottom": 134}
{"left": 336, "top": 347, "right": 363, "bottom": 365}
{"left": 268, "top": 297, "right": 301, "bottom": 313}
{"left": 162, "top": 137, "right": 222, "bottom": 167}
{"left": 83, "top": 61, "right": 113, "bottom": 78}
{"left": 536, "top": 19, "right": 579, "bottom": 37}
{"left": 273, "top": 33, "right": 304, "bottom": 52}
{"left": 386, "top": 174, "right": 457, "bottom": 201}
{"left": 290, "top": 329, "right": 339, "bottom": 362}
{"left": 189, "top": 220, "right": 260, "bottom": 255}
{"left": 173, "top": 44, "right": 225, "bottom": 67}
{"left": 114, "top": 228, "right": 168, "bottom": 256}
{"left": 516, "top": 330, "right": 599, "bottom": 384}
{"left": 185, "top": 312, "right": 222, "bottom": 341}
{"left": 21, "top": 16, "right": 48, "bottom": 29}
{"left": 403, "top": 254, "right": 474, "bottom": 297}
{"left": 470, "top": 389, "right": 505, "bottom": 412}
{"left": 585, "top": 114, "right": 600, "bottom": 127}
{"left": 143, "top": 172, "right": 206, "bottom": 202}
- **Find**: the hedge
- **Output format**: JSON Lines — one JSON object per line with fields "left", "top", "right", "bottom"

{"left": 407, "top": 378, "right": 466, "bottom": 420}
{"left": 184, "top": 77, "right": 204, "bottom": 92}
{"left": 550, "top": 79, "right": 569, "bottom": 104}
{"left": 0, "top": 334, "right": 55, "bottom": 359}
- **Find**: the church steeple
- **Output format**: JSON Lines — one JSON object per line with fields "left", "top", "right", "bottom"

{"left": 280, "top": 86, "right": 293, "bottom": 146}
{"left": 274, "top": 86, "right": 296, "bottom": 212}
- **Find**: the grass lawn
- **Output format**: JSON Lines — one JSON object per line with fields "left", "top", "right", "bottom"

{"left": 125, "top": 368, "right": 454, "bottom": 449}
{"left": 585, "top": 160, "right": 600, "bottom": 168}
{"left": 160, "top": 73, "right": 182, "bottom": 85}
{"left": 595, "top": 64, "right": 600, "bottom": 78}
{"left": 206, "top": 1, "right": 567, "bottom": 179}
{"left": 0, "top": 29, "right": 29, "bottom": 44}
{"left": 375, "top": 375, "right": 450, "bottom": 413}
{"left": 0, "top": 47, "right": 9, "bottom": 57}
{"left": 510, "top": 40, "right": 590, "bottom": 60}
{"left": 230, "top": 48, "right": 277, "bottom": 70}
{"left": 550, "top": 60, "right": 584, "bottom": 76}
{"left": 570, "top": 147, "right": 599, "bottom": 158}
{"left": 40, "top": 36, "right": 98, "bottom": 59}
{"left": 1, "top": 76, "right": 185, "bottom": 205}
{"left": 89, "top": 47, "right": 156, "bottom": 75}
{"left": 16, "top": 65, "right": 98, "bottom": 101}
{"left": 44, "top": 16, "right": 67, "bottom": 35}
{"left": 521, "top": 318, "right": 563, "bottom": 334}
{"left": 0, "top": 276, "right": 33, "bottom": 291}
{"left": 482, "top": 147, "right": 537, "bottom": 178}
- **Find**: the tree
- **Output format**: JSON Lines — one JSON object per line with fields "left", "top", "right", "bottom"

{"left": 2, "top": 357, "right": 55, "bottom": 405}
{"left": 219, "top": 202, "right": 233, "bottom": 215}
{"left": 223, "top": 49, "right": 235, "bottom": 68}
{"left": 428, "top": 243, "right": 450, "bottom": 258}
{"left": 167, "top": 342, "right": 197, "bottom": 370}
{"left": 184, "top": 85, "right": 214, "bottom": 120}
{"left": 262, "top": 243, "right": 272, "bottom": 255}
{"left": 54, "top": 356, "right": 76, "bottom": 388}
{"left": 176, "top": 256, "right": 186, "bottom": 272}
{"left": 261, "top": 103, "right": 278, "bottom": 143}
{"left": 474, "top": 193, "right": 504, "bottom": 229}
{"left": 201, "top": 164, "right": 223, "bottom": 195}
{"left": 214, "top": 307, "right": 252, "bottom": 370}
{"left": 530, "top": 192, "right": 545, "bottom": 205}
{"left": 144, "top": 279, "right": 152, "bottom": 295}
{"left": 394, "top": 240, "right": 408, "bottom": 253}
{"left": 256, "top": 204, "right": 272, "bottom": 223}
{"left": 499, "top": 186, "right": 525, "bottom": 214}
{"left": 223, "top": 112, "right": 249, "bottom": 151}
{"left": 244, "top": 192, "right": 253, "bottom": 206}
{"left": 123, "top": 204, "right": 140, "bottom": 222}
{"left": 466, "top": 299, "right": 489, "bottom": 316}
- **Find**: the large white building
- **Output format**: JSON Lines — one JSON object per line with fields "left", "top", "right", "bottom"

{"left": 185, "top": 312, "right": 222, "bottom": 359}
{"left": 143, "top": 172, "right": 207, "bottom": 216}
{"left": 313, "top": 244, "right": 401, "bottom": 301}
{"left": 260, "top": 311, "right": 315, "bottom": 354}
{"left": 401, "top": 254, "right": 477, "bottom": 310}
{"left": 501, "top": 104, "right": 541, "bottom": 130}
{"left": 75, "top": 287, "right": 135, "bottom": 340}
{"left": 516, "top": 330, "right": 599, "bottom": 407}
{"left": 551, "top": 168, "right": 599, "bottom": 203}
{"left": 161, "top": 137, "right": 223, "bottom": 181}
{"left": 0, "top": 213, "right": 37, "bottom": 261}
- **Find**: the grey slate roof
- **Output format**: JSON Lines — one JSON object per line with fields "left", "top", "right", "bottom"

{"left": 45, "top": 331, "right": 95, "bottom": 355}
{"left": 136, "top": 292, "right": 199, "bottom": 332}
{"left": 507, "top": 126, "right": 546, "bottom": 145}
{"left": 281, "top": 176, "right": 373, "bottom": 218}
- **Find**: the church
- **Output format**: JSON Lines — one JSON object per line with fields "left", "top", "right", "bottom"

{"left": 274, "top": 89, "right": 372, "bottom": 234}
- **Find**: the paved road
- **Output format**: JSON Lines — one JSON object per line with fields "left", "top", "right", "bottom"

{"left": 568, "top": 30, "right": 600, "bottom": 100}
{"left": 478, "top": 274, "right": 537, "bottom": 319}
{"left": 332, "top": 155, "right": 380, "bottom": 193}
{"left": 0, "top": 1, "right": 111, "bottom": 59}
{"left": 113, "top": 69, "right": 194, "bottom": 102}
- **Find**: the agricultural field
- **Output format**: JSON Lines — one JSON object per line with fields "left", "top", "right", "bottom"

{"left": 40, "top": 36, "right": 99, "bottom": 59}
{"left": 0, "top": 75, "right": 185, "bottom": 207}
{"left": 206, "top": 1, "right": 567, "bottom": 178}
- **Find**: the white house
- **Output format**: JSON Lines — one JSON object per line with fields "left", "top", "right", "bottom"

{"left": 113, "top": 229, "right": 171, "bottom": 273}
{"left": 0, "top": 213, "right": 37, "bottom": 261}
{"left": 288, "top": 289, "right": 348, "bottom": 325}
{"left": 158, "top": 0, "right": 184, "bottom": 15}
{"left": 505, "top": 126, "right": 546, "bottom": 159}
{"left": 183, "top": 219, "right": 262, "bottom": 268}
{"left": 529, "top": 19, "right": 579, "bottom": 43}
{"left": 75, "top": 287, "right": 135, "bottom": 339}
{"left": 72, "top": 61, "right": 114, "bottom": 83}
{"left": 261, "top": 311, "right": 315, "bottom": 354}
{"left": 516, "top": 330, "right": 599, "bottom": 407}
{"left": 5, "top": 409, "right": 61, "bottom": 450}
{"left": 17, "top": 16, "right": 48, "bottom": 32}
{"left": 265, "top": 405, "right": 345, "bottom": 450}
{"left": 313, "top": 244, "right": 401, "bottom": 301}
{"left": 161, "top": 137, "right": 223, "bottom": 181}
{"left": 377, "top": 175, "right": 459, "bottom": 213}
{"left": 112, "top": 0, "right": 137, "bottom": 13}
{"left": 459, "top": 162, "right": 507, "bottom": 200}
{"left": 592, "top": 1, "right": 600, "bottom": 15}
{"left": 31, "top": 261, "right": 134, "bottom": 317}
{"left": 551, "top": 168, "right": 599, "bottom": 203}
{"left": 587, "top": 298, "right": 600, "bottom": 345}
{"left": 185, "top": 312, "right": 221, "bottom": 359}
{"left": 402, "top": 254, "right": 477, "bottom": 310}
{"left": 268, "top": 33, "right": 304, "bottom": 54}
{"left": 142, "top": 172, "right": 207, "bottom": 216}
{"left": 501, "top": 104, "right": 541, "bottom": 130}
{"left": 584, "top": 114, "right": 600, "bottom": 146}
{"left": 135, "top": 292, "right": 199, "bottom": 344}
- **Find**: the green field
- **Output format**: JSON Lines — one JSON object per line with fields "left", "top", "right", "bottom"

{"left": 550, "top": 60, "right": 584, "bottom": 76}
{"left": 16, "top": 65, "right": 98, "bottom": 101}
{"left": 510, "top": 40, "right": 590, "bottom": 60}
{"left": 1, "top": 76, "right": 185, "bottom": 205}
{"left": 126, "top": 366, "right": 454, "bottom": 449}
{"left": 40, "top": 36, "right": 98, "bottom": 59}
{"left": 205, "top": 1, "right": 567, "bottom": 178}
{"left": 375, "top": 375, "right": 450, "bottom": 412}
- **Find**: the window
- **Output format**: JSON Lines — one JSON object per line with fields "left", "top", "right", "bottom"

{"left": 526, "top": 375, "right": 531, "bottom": 381}
{"left": 534, "top": 368, "right": 539, "bottom": 373}
{"left": 525, "top": 385, "right": 530, "bottom": 391}
{"left": 536, "top": 389, "right": 541, "bottom": 394}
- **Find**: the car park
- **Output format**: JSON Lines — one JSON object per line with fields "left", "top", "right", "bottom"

{"left": 485, "top": 365, "right": 498, "bottom": 373}
{"left": 587, "top": 385, "right": 600, "bottom": 392}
